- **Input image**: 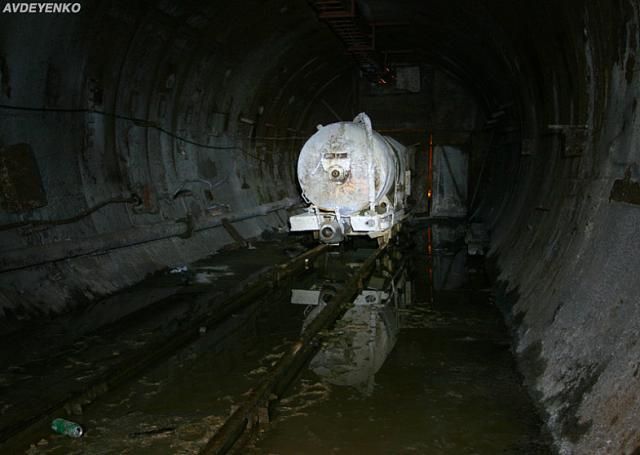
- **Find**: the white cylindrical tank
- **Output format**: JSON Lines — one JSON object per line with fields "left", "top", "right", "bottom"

{"left": 297, "top": 117, "right": 399, "bottom": 214}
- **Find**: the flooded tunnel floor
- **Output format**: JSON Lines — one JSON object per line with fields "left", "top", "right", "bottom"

{"left": 16, "top": 267, "right": 309, "bottom": 454}
{"left": 7, "top": 234, "right": 550, "bottom": 454}
{"left": 248, "top": 235, "right": 550, "bottom": 455}
{"left": 250, "top": 290, "right": 550, "bottom": 454}
{"left": 0, "top": 237, "right": 312, "bottom": 453}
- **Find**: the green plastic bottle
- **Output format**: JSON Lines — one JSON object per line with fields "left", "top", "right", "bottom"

{"left": 51, "top": 418, "right": 84, "bottom": 438}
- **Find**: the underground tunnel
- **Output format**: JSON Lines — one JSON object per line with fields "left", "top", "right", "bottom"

{"left": 0, "top": 0, "right": 639, "bottom": 453}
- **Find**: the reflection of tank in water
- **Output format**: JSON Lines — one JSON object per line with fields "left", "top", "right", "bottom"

{"left": 308, "top": 300, "right": 397, "bottom": 391}
{"left": 291, "top": 248, "right": 411, "bottom": 391}
{"left": 289, "top": 113, "right": 413, "bottom": 245}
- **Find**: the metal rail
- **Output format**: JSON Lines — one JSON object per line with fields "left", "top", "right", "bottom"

{"left": 199, "top": 245, "right": 386, "bottom": 454}
{"left": 0, "top": 244, "right": 327, "bottom": 452}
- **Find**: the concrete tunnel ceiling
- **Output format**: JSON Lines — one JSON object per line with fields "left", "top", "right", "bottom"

{"left": 1, "top": 0, "right": 640, "bottom": 453}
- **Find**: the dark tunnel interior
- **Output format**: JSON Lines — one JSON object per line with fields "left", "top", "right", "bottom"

{"left": 1, "top": 0, "right": 640, "bottom": 453}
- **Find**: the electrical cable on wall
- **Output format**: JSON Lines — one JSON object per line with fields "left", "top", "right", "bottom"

{"left": 0, "top": 104, "right": 305, "bottom": 162}
{"left": 0, "top": 104, "right": 308, "bottom": 230}
{"left": 0, "top": 195, "right": 139, "bottom": 231}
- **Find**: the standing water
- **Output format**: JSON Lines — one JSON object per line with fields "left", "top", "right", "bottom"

{"left": 249, "top": 228, "right": 550, "bottom": 454}
{"left": 15, "top": 233, "right": 550, "bottom": 454}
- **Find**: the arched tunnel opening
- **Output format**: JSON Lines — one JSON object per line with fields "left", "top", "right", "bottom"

{"left": 0, "top": 1, "right": 639, "bottom": 453}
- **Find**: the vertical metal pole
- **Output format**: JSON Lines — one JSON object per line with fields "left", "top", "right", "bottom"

{"left": 427, "top": 132, "right": 433, "bottom": 216}
{"left": 427, "top": 226, "right": 434, "bottom": 304}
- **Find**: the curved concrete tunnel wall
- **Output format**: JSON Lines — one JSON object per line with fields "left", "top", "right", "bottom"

{"left": 0, "top": 2, "right": 354, "bottom": 318}
{"left": 473, "top": 3, "right": 640, "bottom": 454}
{"left": 1, "top": 0, "right": 639, "bottom": 453}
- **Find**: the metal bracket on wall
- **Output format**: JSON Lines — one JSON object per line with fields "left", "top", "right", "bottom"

{"left": 609, "top": 166, "right": 640, "bottom": 206}
{"left": 548, "top": 124, "right": 589, "bottom": 158}
{"left": 221, "top": 218, "right": 248, "bottom": 248}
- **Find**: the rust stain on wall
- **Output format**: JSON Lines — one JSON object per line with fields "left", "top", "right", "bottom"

{"left": 0, "top": 143, "right": 47, "bottom": 212}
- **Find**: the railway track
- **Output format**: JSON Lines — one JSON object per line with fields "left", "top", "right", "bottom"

{"left": 2, "top": 235, "right": 550, "bottom": 455}
{"left": 1, "top": 241, "right": 392, "bottom": 454}
{"left": 200, "top": 245, "right": 385, "bottom": 454}
{"left": 0, "top": 242, "right": 328, "bottom": 452}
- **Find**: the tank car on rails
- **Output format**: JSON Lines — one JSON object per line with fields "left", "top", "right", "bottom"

{"left": 289, "top": 113, "right": 413, "bottom": 245}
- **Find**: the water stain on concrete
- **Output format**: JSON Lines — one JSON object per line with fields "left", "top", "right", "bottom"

{"left": 547, "top": 361, "right": 606, "bottom": 443}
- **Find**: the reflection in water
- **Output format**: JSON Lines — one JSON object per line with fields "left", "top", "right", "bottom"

{"left": 253, "top": 229, "right": 550, "bottom": 454}
{"left": 430, "top": 223, "right": 468, "bottom": 290}
{"left": 309, "top": 304, "right": 397, "bottom": 393}
{"left": 296, "top": 249, "right": 410, "bottom": 393}
{"left": 299, "top": 224, "right": 469, "bottom": 393}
